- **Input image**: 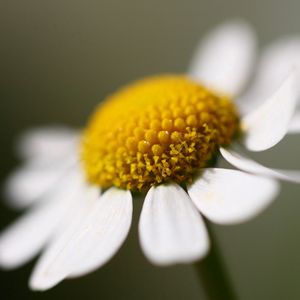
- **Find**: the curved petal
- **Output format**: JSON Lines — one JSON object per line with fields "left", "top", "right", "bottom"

{"left": 188, "top": 168, "right": 280, "bottom": 224}
{"left": 29, "top": 185, "right": 100, "bottom": 287}
{"left": 220, "top": 146, "right": 300, "bottom": 183}
{"left": 4, "top": 162, "right": 76, "bottom": 209}
{"left": 30, "top": 188, "right": 132, "bottom": 291}
{"left": 242, "top": 70, "right": 299, "bottom": 151}
{"left": 188, "top": 20, "right": 256, "bottom": 96}
{"left": 16, "top": 126, "right": 80, "bottom": 164}
{"left": 289, "top": 111, "right": 300, "bottom": 134}
{"left": 239, "top": 37, "right": 300, "bottom": 113}
{"left": 139, "top": 184, "right": 209, "bottom": 266}
{"left": 0, "top": 169, "right": 83, "bottom": 269}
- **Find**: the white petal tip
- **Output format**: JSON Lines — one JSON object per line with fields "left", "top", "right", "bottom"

{"left": 242, "top": 69, "right": 300, "bottom": 151}
{"left": 0, "top": 237, "right": 31, "bottom": 270}
{"left": 29, "top": 187, "right": 132, "bottom": 287}
{"left": 147, "top": 244, "right": 210, "bottom": 266}
{"left": 139, "top": 184, "right": 210, "bottom": 266}
{"left": 0, "top": 251, "right": 19, "bottom": 270}
{"left": 29, "top": 275, "right": 65, "bottom": 292}
{"left": 189, "top": 19, "right": 256, "bottom": 96}
{"left": 188, "top": 168, "right": 280, "bottom": 225}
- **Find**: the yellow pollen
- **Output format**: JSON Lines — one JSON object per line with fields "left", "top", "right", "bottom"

{"left": 81, "top": 75, "right": 239, "bottom": 191}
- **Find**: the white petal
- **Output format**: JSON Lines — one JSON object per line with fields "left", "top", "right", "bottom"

{"left": 16, "top": 126, "right": 80, "bottom": 164}
{"left": 188, "top": 168, "right": 280, "bottom": 224}
{"left": 0, "top": 169, "right": 84, "bottom": 269}
{"left": 239, "top": 37, "right": 300, "bottom": 113}
{"left": 289, "top": 111, "right": 300, "bottom": 133}
{"left": 29, "top": 188, "right": 132, "bottom": 291}
{"left": 139, "top": 184, "right": 209, "bottom": 266}
{"left": 188, "top": 20, "right": 256, "bottom": 96}
{"left": 29, "top": 185, "right": 100, "bottom": 288}
{"left": 242, "top": 70, "right": 300, "bottom": 151}
{"left": 220, "top": 146, "right": 300, "bottom": 183}
{"left": 4, "top": 162, "right": 76, "bottom": 209}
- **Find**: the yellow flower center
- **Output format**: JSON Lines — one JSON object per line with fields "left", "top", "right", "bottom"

{"left": 81, "top": 75, "right": 239, "bottom": 191}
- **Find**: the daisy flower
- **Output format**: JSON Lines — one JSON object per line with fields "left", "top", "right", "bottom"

{"left": 1, "top": 20, "right": 300, "bottom": 291}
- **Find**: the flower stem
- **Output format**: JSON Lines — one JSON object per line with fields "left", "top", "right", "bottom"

{"left": 194, "top": 220, "right": 237, "bottom": 300}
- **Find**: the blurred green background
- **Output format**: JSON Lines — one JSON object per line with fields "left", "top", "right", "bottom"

{"left": 1, "top": 0, "right": 300, "bottom": 299}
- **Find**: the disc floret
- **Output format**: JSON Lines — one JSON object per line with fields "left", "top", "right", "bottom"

{"left": 81, "top": 75, "right": 239, "bottom": 191}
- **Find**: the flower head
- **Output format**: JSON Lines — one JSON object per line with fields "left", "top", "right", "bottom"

{"left": 82, "top": 75, "right": 239, "bottom": 190}
{"left": 1, "top": 20, "right": 300, "bottom": 291}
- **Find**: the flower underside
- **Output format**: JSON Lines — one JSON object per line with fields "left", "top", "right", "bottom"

{"left": 81, "top": 75, "right": 239, "bottom": 191}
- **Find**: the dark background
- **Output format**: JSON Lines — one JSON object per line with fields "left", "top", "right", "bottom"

{"left": 1, "top": 0, "right": 300, "bottom": 299}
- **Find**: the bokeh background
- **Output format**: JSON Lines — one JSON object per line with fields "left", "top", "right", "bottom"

{"left": 1, "top": 0, "right": 300, "bottom": 299}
